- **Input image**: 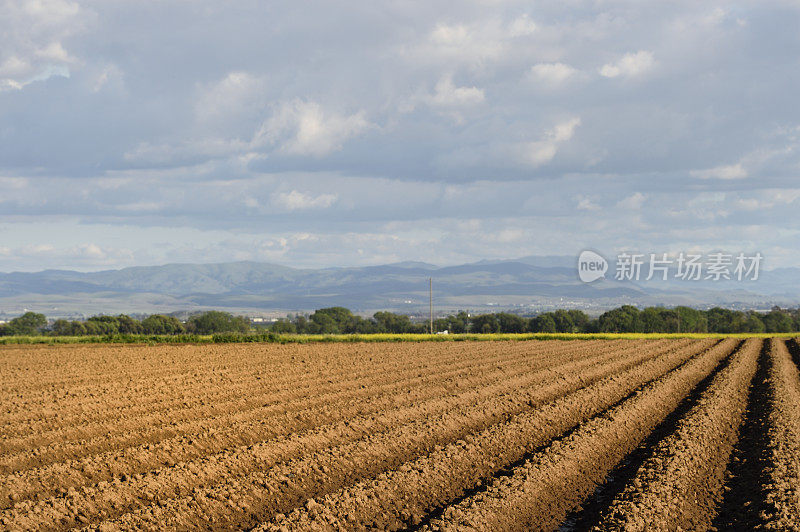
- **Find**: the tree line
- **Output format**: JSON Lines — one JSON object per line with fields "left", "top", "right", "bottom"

{"left": 0, "top": 311, "right": 248, "bottom": 336}
{"left": 271, "top": 305, "right": 800, "bottom": 334}
{"left": 1, "top": 305, "right": 799, "bottom": 337}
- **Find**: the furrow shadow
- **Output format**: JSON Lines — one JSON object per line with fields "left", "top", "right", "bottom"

{"left": 558, "top": 339, "right": 740, "bottom": 531}
{"left": 405, "top": 339, "right": 731, "bottom": 532}
{"left": 710, "top": 339, "right": 776, "bottom": 529}
{"left": 786, "top": 337, "right": 800, "bottom": 373}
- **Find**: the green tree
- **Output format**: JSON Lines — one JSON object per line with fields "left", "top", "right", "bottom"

{"left": 598, "top": 305, "right": 641, "bottom": 333}
{"left": 117, "top": 315, "right": 143, "bottom": 334}
{"left": 470, "top": 314, "right": 500, "bottom": 333}
{"left": 294, "top": 315, "right": 309, "bottom": 333}
{"left": 51, "top": 319, "right": 88, "bottom": 336}
{"left": 307, "top": 312, "right": 340, "bottom": 334}
{"left": 87, "top": 315, "right": 121, "bottom": 335}
{"left": 530, "top": 313, "right": 557, "bottom": 333}
{"left": 790, "top": 308, "right": 800, "bottom": 332}
{"left": 706, "top": 307, "right": 735, "bottom": 333}
{"left": 567, "top": 310, "right": 590, "bottom": 332}
{"left": 762, "top": 308, "right": 793, "bottom": 333}
{"left": 743, "top": 312, "right": 766, "bottom": 333}
{"left": 675, "top": 306, "right": 707, "bottom": 333}
{"left": 188, "top": 311, "right": 249, "bottom": 334}
{"left": 432, "top": 318, "right": 451, "bottom": 333}
{"left": 496, "top": 312, "right": 526, "bottom": 333}
{"left": 447, "top": 311, "right": 470, "bottom": 334}
{"left": 374, "top": 311, "right": 413, "bottom": 333}
{"left": 639, "top": 307, "right": 664, "bottom": 333}
{"left": 51, "top": 319, "right": 71, "bottom": 336}
{"left": 405, "top": 322, "right": 429, "bottom": 334}
{"left": 659, "top": 309, "right": 681, "bottom": 333}
{"left": 550, "top": 310, "right": 576, "bottom": 333}
{"left": 269, "top": 318, "right": 297, "bottom": 334}
{"left": 308, "top": 307, "right": 356, "bottom": 334}
{"left": 349, "top": 316, "right": 379, "bottom": 333}
{"left": 7, "top": 312, "right": 47, "bottom": 335}
{"left": 141, "top": 314, "right": 185, "bottom": 334}
{"left": 83, "top": 320, "right": 104, "bottom": 335}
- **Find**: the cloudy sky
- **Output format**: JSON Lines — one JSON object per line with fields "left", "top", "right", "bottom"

{"left": 1, "top": 0, "right": 799, "bottom": 272}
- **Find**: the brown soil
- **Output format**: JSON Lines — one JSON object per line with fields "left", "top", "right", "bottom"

{"left": 1, "top": 338, "right": 797, "bottom": 531}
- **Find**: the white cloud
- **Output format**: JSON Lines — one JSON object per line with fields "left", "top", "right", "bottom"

{"left": 10, "top": 242, "right": 132, "bottom": 265}
{"left": 195, "top": 71, "right": 266, "bottom": 124}
{"left": 671, "top": 7, "right": 735, "bottom": 33}
{"left": 123, "top": 137, "right": 248, "bottom": 164}
{"left": 91, "top": 64, "right": 123, "bottom": 93}
{"left": 68, "top": 243, "right": 135, "bottom": 264}
{"left": 271, "top": 190, "right": 338, "bottom": 211}
{"left": 551, "top": 118, "right": 581, "bottom": 142}
{"left": 0, "top": 177, "right": 28, "bottom": 190}
{"left": 35, "top": 41, "right": 70, "bottom": 63}
{"left": 734, "top": 198, "right": 761, "bottom": 211}
{"left": 529, "top": 62, "right": 578, "bottom": 86}
{"left": 427, "top": 75, "right": 485, "bottom": 107}
{"left": 430, "top": 23, "right": 470, "bottom": 47}
{"left": 495, "top": 228, "right": 525, "bottom": 242}
{"left": 400, "top": 75, "right": 485, "bottom": 117}
{"left": 679, "top": 192, "right": 730, "bottom": 221}
{"left": 576, "top": 196, "right": 601, "bottom": 211}
{"left": 690, "top": 163, "right": 748, "bottom": 180}
{"left": 254, "top": 100, "right": 371, "bottom": 157}
{"left": 508, "top": 14, "right": 537, "bottom": 37}
{"left": 521, "top": 142, "right": 559, "bottom": 167}
{"left": 599, "top": 51, "right": 655, "bottom": 79}
{"left": 768, "top": 189, "right": 800, "bottom": 204}
{"left": 404, "top": 17, "right": 527, "bottom": 68}
{"left": 731, "top": 189, "right": 800, "bottom": 211}
{"left": 616, "top": 192, "right": 646, "bottom": 210}
{"left": 78, "top": 243, "right": 105, "bottom": 259}
{"left": 20, "top": 243, "right": 55, "bottom": 255}
{"left": 421, "top": 22, "right": 503, "bottom": 66}
{"left": 116, "top": 201, "right": 167, "bottom": 213}
{"left": 4, "top": 2, "right": 800, "bottom": 272}
{"left": 0, "top": 0, "right": 87, "bottom": 91}
{"left": 514, "top": 117, "right": 581, "bottom": 168}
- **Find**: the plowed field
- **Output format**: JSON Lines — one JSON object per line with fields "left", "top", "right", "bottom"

{"left": 1, "top": 338, "right": 799, "bottom": 531}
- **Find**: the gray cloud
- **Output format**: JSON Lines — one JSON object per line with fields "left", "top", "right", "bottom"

{"left": 1, "top": 1, "right": 799, "bottom": 271}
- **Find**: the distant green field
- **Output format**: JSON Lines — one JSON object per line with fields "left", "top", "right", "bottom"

{"left": 0, "top": 331, "right": 797, "bottom": 346}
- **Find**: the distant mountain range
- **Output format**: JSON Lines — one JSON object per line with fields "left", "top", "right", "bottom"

{"left": 0, "top": 256, "right": 798, "bottom": 319}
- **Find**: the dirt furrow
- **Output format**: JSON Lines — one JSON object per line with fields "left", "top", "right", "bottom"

{"left": 709, "top": 339, "right": 774, "bottom": 529}
{"left": 0, "top": 343, "right": 228, "bottom": 391}
{"left": 753, "top": 338, "right": 800, "bottom": 530}
{"left": 233, "top": 339, "right": 723, "bottom": 532}
{"left": 0, "top": 341, "right": 481, "bottom": 420}
{"left": 0, "top": 342, "right": 304, "bottom": 400}
{"left": 560, "top": 341, "right": 738, "bottom": 531}
{"left": 0, "top": 349, "right": 534, "bottom": 463}
{"left": 0, "top": 340, "right": 620, "bottom": 437}
{"left": 585, "top": 338, "right": 761, "bottom": 531}
{"left": 3, "top": 341, "right": 597, "bottom": 435}
{"left": 404, "top": 338, "right": 752, "bottom": 532}
{"left": 0, "top": 340, "right": 660, "bottom": 518}
{"left": 69, "top": 341, "right": 702, "bottom": 531}
{"left": 2, "top": 339, "right": 605, "bottom": 467}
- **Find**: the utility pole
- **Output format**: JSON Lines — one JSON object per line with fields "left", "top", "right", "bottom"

{"left": 429, "top": 277, "right": 433, "bottom": 334}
